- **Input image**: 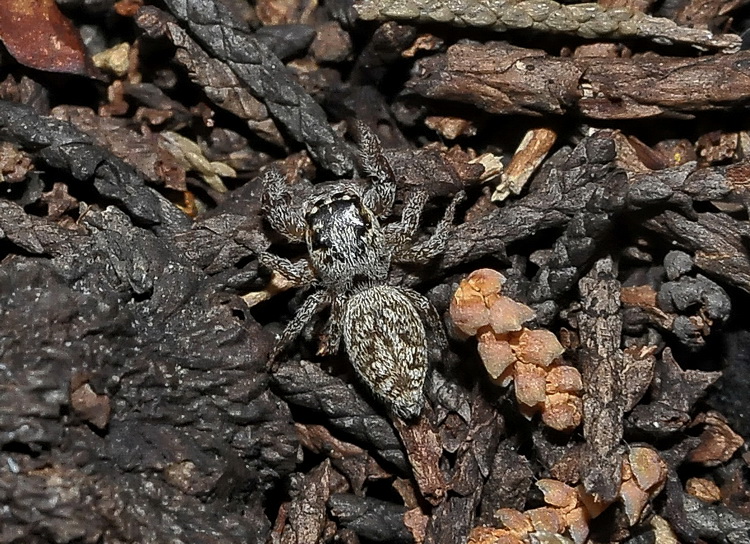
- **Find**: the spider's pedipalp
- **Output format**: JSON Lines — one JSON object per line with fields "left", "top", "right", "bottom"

{"left": 260, "top": 167, "right": 307, "bottom": 243}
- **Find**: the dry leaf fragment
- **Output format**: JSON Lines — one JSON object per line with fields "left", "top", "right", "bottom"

{"left": 0, "top": 0, "right": 95, "bottom": 76}
{"left": 688, "top": 411, "right": 745, "bottom": 465}
{"left": 685, "top": 477, "right": 721, "bottom": 503}
{"left": 492, "top": 127, "right": 557, "bottom": 202}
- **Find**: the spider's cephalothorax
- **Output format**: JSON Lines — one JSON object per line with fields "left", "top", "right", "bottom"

{"left": 257, "top": 124, "right": 463, "bottom": 419}
{"left": 302, "top": 184, "right": 388, "bottom": 289}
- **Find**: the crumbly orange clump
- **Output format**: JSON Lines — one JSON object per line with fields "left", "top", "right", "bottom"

{"left": 468, "top": 447, "right": 668, "bottom": 544}
{"left": 450, "top": 269, "right": 582, "bottom": 431}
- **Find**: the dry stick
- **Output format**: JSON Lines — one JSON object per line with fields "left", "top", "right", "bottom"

{"left": 407, "top": 42, "right": 750, "bottom": 120}
{"left": 355, "top": 0, "right": 740, "bottom": 52}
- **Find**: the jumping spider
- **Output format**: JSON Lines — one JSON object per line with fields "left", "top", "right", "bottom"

{"left": 257, "top": 125, "right": 463, "bottom": 419}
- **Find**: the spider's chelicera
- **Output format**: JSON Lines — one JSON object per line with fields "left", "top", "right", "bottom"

{"left": 257, "top": 124, "right": 463, "bottom": 419}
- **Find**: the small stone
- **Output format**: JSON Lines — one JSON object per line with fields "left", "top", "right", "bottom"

{"left": 514, "top": 328, "right": 564, "bottom": 368}
{"left": 70, "top": 383, "right": 111, "bottom": 430}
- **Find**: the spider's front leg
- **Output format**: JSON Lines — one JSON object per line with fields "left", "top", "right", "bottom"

{"left": 260, "top": 167, "right": 306, "bottom": 243}
{"left": 392, "top": 190, "right": 465, "bottom": 264}
{"left": 356, "top": 122, "right": 396, "bottom": 218}
{"left": 256, "top": 252, "right": 314, "bottom": 287}
{"left": 268, "top": 289, "right": 331, "bottom": 368}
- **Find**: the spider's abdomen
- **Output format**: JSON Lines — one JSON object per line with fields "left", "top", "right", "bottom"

{"left": 342, "top": 285, "right": 428, "bottom": 419}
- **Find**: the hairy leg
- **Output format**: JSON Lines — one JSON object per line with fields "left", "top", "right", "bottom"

{"left": 394, "top": 191, "right": 465, "bottom": 264}
{"left": 356, "top": 122, "right": 396, "bottom": 218}
{"left": 260, "top": 167, "right": 306, "bottom": 243}
{"left": 256, "top": 252, "right": 314, "bottom": 287}
{"left": 384, "top": 189, "right": 428, "bottom": 253}
{"left": 318, "top": 295, "right": 344, "bottom": 356}
{"left": 269, "top": 289, "right": 331, "bottom": 368}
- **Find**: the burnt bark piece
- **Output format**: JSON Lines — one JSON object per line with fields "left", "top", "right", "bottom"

{"left": 577, "top": 256, "right": 625, "bottom": 503}
{"left": 155, "top": 0, "right": 354, "bottom": 175}
{"left": 642, "top": 210, "right": 750, "bottom": 294}
{"left": 442, "top": 133, "right": 622, "bottom": 276}
{"left": 626, "top": 345, "right": 721, "bottom": 440}
{"left": 0, "top": 100, "right": 187, "bottom": 230}
{"left": 0, "top": 466, "right": 272, "bottom": 543}
{"left": 393, "top": 415, "right": 447, "bottom": 505}
{"left": 52, "top": 105, "right": 188, "bottom": 191}
{"left": 328, "top": 494, "right": 413, "bottom": 543}
{"left": 276, "top": 461, "right": 334, "bottom": 544}
{"left": 406, "top": 42, "right": 750, "bottom": 120}
{"left": 424, "top": 397, "right": 504, "bottom": 544}
{"left": 0, "top": 202, "right": 297, "bottom": 542}
{"left": 273, "top": 360, "right": 409, "bottom": 471}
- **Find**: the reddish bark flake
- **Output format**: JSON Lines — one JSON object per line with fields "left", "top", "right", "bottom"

{"left": 0, "top": 0, "right": 94, "bottom": 76}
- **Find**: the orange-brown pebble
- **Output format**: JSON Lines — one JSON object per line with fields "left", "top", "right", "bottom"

{"left": 628, "top": 447, "right": 667, "bottom": 493}
{"left": 450, "top": 269, "right": 507, "bottom": 335}
{"left": 514, "top": 328, "right": 565, "bottom": 368}
{"left": 468, "top": 526, "right": 524, "bottom": 544}
{"left": 489, "top": 295, "right": 536, "bottom": 334}
{"left": 514, "top": 361, "right": 548, "bottom": 407}
{"left": 545, "top": 366, "right": 583, "bottom": 394}
{"left": 542, "top": 393, "right": 583, "bottom": 432}
{"left": 496, "top": 508, "right": 534, "bottom": 535}
{"left": 620, "top": 477, "right": 651, "bottom": 525}
{"left": 527, "top": 507, "right": 566, "bottom": 534}
{"left": 576, "top": 485, "right": 610, "bottom": 519}
{"left": 537, "top": 479, "right": 578, "bottom": 510}
{"left": 565, "top": 506, "right": 590, "bottom": 544}
{"left": 477, "top": 331, "right": 516, "bottom": 383}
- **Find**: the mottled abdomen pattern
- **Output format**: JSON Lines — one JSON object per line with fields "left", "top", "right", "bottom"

{"left": 343, "top": 285, "right": 428, "bottom": 420}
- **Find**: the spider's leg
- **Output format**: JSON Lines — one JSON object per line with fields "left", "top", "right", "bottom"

{"left": 318, "top": 295, "right": 345, "bottom": 356}
{"left": 269, "top": 289, "right": 331, "bottom": 368}
{"left": 356, "top": 122, "right": 396, "bottom": 217}
{"left": 261, "top": 167, "right": 306, "bottom": 243}
{"left": 256, "top": 252, "right": 314, "bottom": 287}
{"left": 394, "top": 190, "right": 465, "bottom": 264}
{"left": 397, "top": 287, "right": 448, "bottom": 351}
{"left": 384, "top": 189, "right": 428, "bottom": 253}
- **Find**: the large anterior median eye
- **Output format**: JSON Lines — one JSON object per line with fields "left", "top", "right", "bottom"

{"left": 306, "top": 196, "right": 373, "bottom": 255}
